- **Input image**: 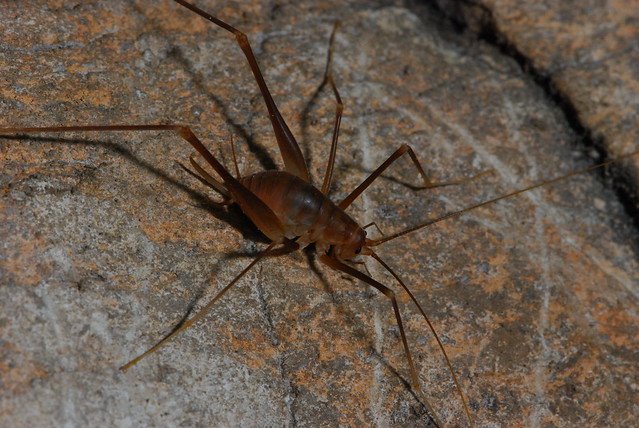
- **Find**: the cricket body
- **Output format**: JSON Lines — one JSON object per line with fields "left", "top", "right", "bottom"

{"left": 0, "top": 1, "right": 472, "bottom": 426}
{"left": 240, "top": 171, "right": 367, "bottom": 257}
{"left": 108, "top": 3, "right": 475, "bottom": 426}
{"left": 2, "top": 1, "right": 639, "bottom": 427}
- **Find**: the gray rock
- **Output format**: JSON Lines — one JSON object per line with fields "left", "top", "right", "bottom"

{"left": 1, "top": 1, "right": 637, "bottom": 426}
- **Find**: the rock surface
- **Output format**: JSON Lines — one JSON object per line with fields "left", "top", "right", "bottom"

{"left": 1, "top": 1, "right": 638, "bottom": 427}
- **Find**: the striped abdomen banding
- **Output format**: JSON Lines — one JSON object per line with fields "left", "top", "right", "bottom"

{"left": 240, "top": 171, "right": 362, "bottom": 246}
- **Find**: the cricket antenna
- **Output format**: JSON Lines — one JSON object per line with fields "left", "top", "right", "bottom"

{"left": 369, "top": 148, "right": 639, "bottom": 247}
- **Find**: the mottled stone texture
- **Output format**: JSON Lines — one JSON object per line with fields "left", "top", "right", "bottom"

{"left": 1, "top": 1, "right": 637, "bottom": 427}
{"left": 434, "top": 0, "right": 639, "bottom": 208}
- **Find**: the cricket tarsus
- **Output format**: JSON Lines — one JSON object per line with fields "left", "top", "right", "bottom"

{"left": 7, "top": 1, "right": 639, "bottom": 427}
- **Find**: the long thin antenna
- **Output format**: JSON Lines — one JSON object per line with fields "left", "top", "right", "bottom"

{"left": 371, "top": 251, "right": 474, "bottom": 428}
{"left": 371, "top": 148, "right": 639, "bottom": 246}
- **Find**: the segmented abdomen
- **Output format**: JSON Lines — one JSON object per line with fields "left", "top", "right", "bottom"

{"left": 240, "top": 170, "right": 361, "bottom": 246}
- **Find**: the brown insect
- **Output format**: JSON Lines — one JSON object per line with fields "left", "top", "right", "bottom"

{"left": 2, "top": 1, "right": 638, "bottom": 426}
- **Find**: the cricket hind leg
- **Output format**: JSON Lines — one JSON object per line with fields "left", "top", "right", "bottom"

{"left": 172, "top": 0, "right": 309, "bottom": 181}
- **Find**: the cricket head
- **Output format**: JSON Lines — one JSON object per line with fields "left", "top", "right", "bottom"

{"left": 331, "top": 230, "right": 373, "bottom": 262}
